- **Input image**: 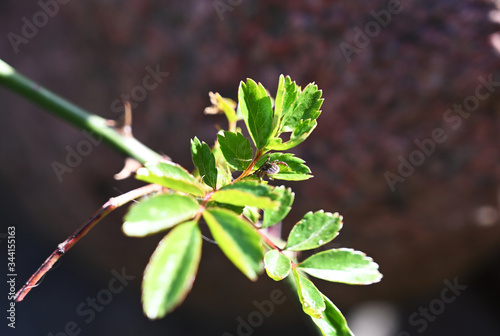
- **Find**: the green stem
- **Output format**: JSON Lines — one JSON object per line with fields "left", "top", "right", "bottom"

{"left": 0, "top": 59, "right": 161, "bottom": 164}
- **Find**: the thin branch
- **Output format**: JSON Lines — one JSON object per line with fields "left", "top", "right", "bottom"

{"left": 0, "top": 59, "right": 161, "bottom": 164}
{"left": 14, "top": 184, "right": 163, "bottom": 302}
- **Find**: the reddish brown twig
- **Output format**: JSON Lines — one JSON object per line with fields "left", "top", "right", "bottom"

{"left": 15, "top": 183, "right": 163, "bottom": 302}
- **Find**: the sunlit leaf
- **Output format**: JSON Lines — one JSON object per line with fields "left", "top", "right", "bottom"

{"left": 266, "top": 119, "right": 317, "bottom": 151}
{"left": 264, "top": 250, "right": 291, "bottom": 281}
{"left": 136, "top": 161, "right": 205, "bottom": 196}
{"left": 123, "top": 194, "right": 199, "bottom": 237}
{"left": 211, "top": 181, "right": 279, "bottom": 209}
{"left": 310, "top": 295, "right": 355, "bottom": 336}
{"left": 298, "top": 248, "right": 383, "bottom": 285}
{"left": 285, "top": 211, "right": 343, "bottom": 251}
{"left": 191, "top": 137, "right": 218, "bottom": 189}
{"left": 238, "top": 79, "right": 274, "bottom": 150}
{"left": 142, "top": 221, "right": 202, "bottom": 319}
{"left": 292, "top": 267, "right": 325, "bottom": 319}
{"left": 203, "top": 208, "right": 264, "bottom": 280}
{"left": 282, "top": 82, "right": 323, "bottom": 131}
{"left": 262, "top": 186, "right": 294, "bottom": 228}
{"left": 272, "top": 75, "right": 301, "bottom": 137}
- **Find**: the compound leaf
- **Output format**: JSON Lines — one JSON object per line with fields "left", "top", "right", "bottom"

{"left": 123, "top": 194, "right": 199, "bottom": 237}
{"left": 142, "top": 220, "right": 202, "bottom": 319}
{"left": 285, "top": 211, "right": 343, "bottom": 251}
{"left": 298, "top": 248, "right": 383, "bottom": 285}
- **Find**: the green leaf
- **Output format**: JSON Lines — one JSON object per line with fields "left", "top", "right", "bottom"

{"left": 266, "top": 119, "right": 317, "bottom": 151}
{"left": 262, "top": 186, "right": 294, "bottom": 228}
{"left": 203, "top": 207, "right": 264, "bottom": 280}
{"left": 272, "top": 75, "right": 300, "bottom": 137}
{"left": 264, "top": 250, "right": 291, "bottom": 281}
{"left": 136, "top": 161, "right": 205, "bottom": 196}
{"left": 298, "top": 248, "right": 383, "bottom": 285}
{"left": 285, "top": 211, "right": 343, "bottom": 251}
{"left": 123, "top": 194, "right": 200, "bottom": 237}
{"left": 142, "top": 220, "right": 202, "bottom": 319}
{"left": 256, "top": 153, "right": 312, "bottom": 181}
{"left": 243, "top": 206, "right": 261, "bottom": 224}
{"left": 292, "top": 267, "right": 326, "bottom": 319}
{"left": 282, "top": 82, "right": 323, "bottom": 131}
{"left": 191, "top": 137, "right": 218, "bottom": 189}
{"left": 211, "top": 181, "right": 279, "bottom": 209}
{"left": 212, "top": 142, "right": 233, "bottom": 188}
{"left": 311, "top": 295, "right": 355, "bottom": 336}
{"left": 238, "top": 79, "right": 274, "bottom": 150}
{"left": 217, "top": 131, "right": 253, "bottom": 171}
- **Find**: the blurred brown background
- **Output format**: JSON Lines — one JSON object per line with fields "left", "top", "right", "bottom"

{"left": 1, "top": 1, "right": 500, "bottom": 335}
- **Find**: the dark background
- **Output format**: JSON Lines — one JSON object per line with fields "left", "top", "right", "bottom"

{"left": 1, "top": 1, "right": 500, "bottom": 335}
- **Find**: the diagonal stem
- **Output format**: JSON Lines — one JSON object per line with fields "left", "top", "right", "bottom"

{"left": 0, "top": 59, "right": 161, "bottom": 165}
{"left": 14, "top": 183, "right": 163, "bottom": 302}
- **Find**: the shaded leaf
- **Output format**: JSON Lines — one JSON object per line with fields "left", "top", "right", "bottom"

{"left": 238, "top": 79, "right": 274, "bottom": 150}
{"left": 292, "top": 267, "right": 326, "bottom": 319}
{"left": 311, "top": 295, "right": 355, "bottom": 336}
{"left": 217, "top": 131, "right": 253, "bottom": 171}
{"left": 136, "top": 161, "right": 204, "bottom": 196}
{"left": 142, "top": 221, "right": 202, "bottom": 319}
{"left": 298, "top": 248, "right": 383, "bottom": 285}
{"left": 191, "top": 137, "right": 218, "bottom": 189}
{"left": 262, "top": 186, "right": 294, "bottom": 228}
{"left": 264, "top": 250, "right": 291, "bottom": 281}
{"left": 211, "top": 181, "right": 279, "bottom": 209}
{"left": 123, "top": 194, "right": 199, "bottom": 237}
{"left": 285, "top": 211, "right": 343, "bottom": 251}
{"left": 256, "top": 153, "right": 312, "bottom": 181}
{"left": 203, "top": 208, "right": 264, "bottom": 280}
